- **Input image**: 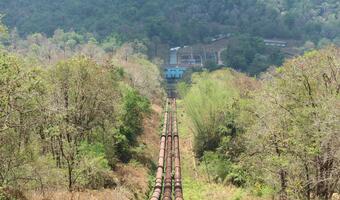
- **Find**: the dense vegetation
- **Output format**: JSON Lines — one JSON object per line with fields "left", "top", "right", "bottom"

{"left": 179, "top": 47, "right": 340, "bottom": 199}
{"left": 221, "top": 35, "right": 284, "bottom": 75}
{"left": 0, "top": 21, "right": 163, "bottom": 199}
{"left": 1, "top": 0, "right": 340, "bottom": 46}
{"left": 1, "top": 1, "right": 340, "bottom": 199}
{"left": 1, "top": 1, "right": 340, "bottom": 75}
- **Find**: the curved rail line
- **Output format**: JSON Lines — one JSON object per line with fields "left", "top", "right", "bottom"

{"left": 150, "top": 97, "right": 183, "bottom": 200}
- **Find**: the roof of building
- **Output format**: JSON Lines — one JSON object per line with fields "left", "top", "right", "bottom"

{"left": 264, "top": 39, "right": 287, "bottom": 44}
{"left": 170, "top": 47, "right": 181, "bottom": 51}
{"left": 171, "top": 38, "right": 229, "bottom": 54}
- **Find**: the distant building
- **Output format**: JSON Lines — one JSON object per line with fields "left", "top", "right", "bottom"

{"left": 167, "top": 37, "right": 293, "bottom": 68}
{"left": 169, "top": 47, "right": 180, "bottom": 65}
{"left": 165, "top": 67, "right": 186, "bottom": 79}
{"left": 264, "top": 39, "right": 287, "bottom": 47}
{"left": 167, "top": 37, "right": 229, "bottom": 68}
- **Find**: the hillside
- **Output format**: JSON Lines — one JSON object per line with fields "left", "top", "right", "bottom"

{"left": 1, "top": 0, "right": 340, "bottom": 45}
{"left": 1, "top": 2, "right": 340, "bottom": 200}
{"left": 178, "top": 50, "right": 340, "bottom": 199}
{"left": 0, "top": 27, "right": 165, "bottom": 199}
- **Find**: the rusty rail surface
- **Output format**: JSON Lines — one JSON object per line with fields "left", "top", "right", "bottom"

{"left": 163, "top": 102, "right": 173, "bottom": 200}
{"left": 150, "top": 97, "right": 183, "bottom": 200}
{"left": 150, "top": 99, "right": 169, "bottom": 200}
{"left": 173, "top": 100, "right": 183, "bottom": 200}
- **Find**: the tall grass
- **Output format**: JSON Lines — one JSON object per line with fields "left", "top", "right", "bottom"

{"left": 183, "top": 70, "right": 239, "bottom": 157}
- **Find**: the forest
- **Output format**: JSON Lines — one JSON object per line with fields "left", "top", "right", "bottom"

{"left": 0, "top": 1, "right": 340, "bottom": 200}
{"left": 178, "top": 47, "right": 339, "bottom": 199}
{"left": 0, "top": 19, "right": 165, "bottom": 199}
{"left": 1, "top": 0, "right": 340, "bottom": 46}
{"left": 1, "top": 0, "right": 340, "bottom": 75}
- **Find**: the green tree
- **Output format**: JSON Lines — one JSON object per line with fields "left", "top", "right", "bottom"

{"left": 0, "top": 51, "right": 47, "bottom": 187}
{"left": 48, "top": 56, "right": 121, "bottom": 190}
{"left": 117, "top": 87, "right": 150, "bottom": 162}
{"left": 245, "top": 47, "right": 340, "bottom": 200}
{"left": 221, "top": 35, "right": 282, "bottom": 75}
{"left": 101, "top": 34, "right": 122, "bottom": 53}
{"left": 1, "top": 0, "right": 339, "bottom": 46}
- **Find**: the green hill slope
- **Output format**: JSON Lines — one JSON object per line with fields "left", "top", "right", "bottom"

{"left": 1, "top": 0, "right": 339, "bottom": 45}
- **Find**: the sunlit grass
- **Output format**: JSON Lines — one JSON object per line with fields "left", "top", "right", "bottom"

{"left": 176, "top": 99, "right": 268, "bottom": 200}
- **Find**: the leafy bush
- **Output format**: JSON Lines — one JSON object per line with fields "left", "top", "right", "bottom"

{"left": 0, "top": 187, "right": 27, "bottom": 200}
{"left": 76, "top": 142, "right": 111, "bottom": 189}
{"left": 244, "top": 47, "right": 340, "bottom": 199}
{"left": 204, "top": 60, "right": 219, "bottom": 71}
{"left": 183, "top": 70, "right": 239, "bottom": 157}
{"left": 0, "top": 50, "right": 154, "bottom": 194}
{"left": 200, "top": 151, "right": 231, "bottom": 183}
{"left": 201, "top": 151, "right": 247, "bottom": 187}
{"left": 221, "top": 34, "right": 284, "bottom": 75}
{"left": 117, "top": 87, "right": 151, "bottom": 162}
{"left": 225, "top": 164, "right": 247, "bottom": 187}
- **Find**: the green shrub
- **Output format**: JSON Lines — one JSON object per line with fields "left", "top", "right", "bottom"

{"left": 75, "top": 142, "right": 111, "bottom": 189}
{"left": 200, "top": 151, "right": 231, "bottom": 183}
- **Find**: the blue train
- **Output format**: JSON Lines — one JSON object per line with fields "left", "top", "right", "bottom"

{"left": 165, "top": 67, "right": 186, "bottom": 79}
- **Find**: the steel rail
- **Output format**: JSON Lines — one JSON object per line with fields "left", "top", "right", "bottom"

{"left": 150, "top": 95, "right": 184, "bottom": 200}
{"left": 173, "top": 99, "right": 183, "bottom": 200}
{"left": 150, "top": 99, "right": 169, "bottom": 200}
{"left": 163, "top": 99, "right": 173, "bottom": 200}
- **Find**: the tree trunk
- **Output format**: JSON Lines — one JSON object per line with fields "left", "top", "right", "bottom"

{"left": 279, "top": 169, "right": 288, "bottom": 200}
{"left": 67, "top": 161, "right": 73, "bottom": 191}
{"left": 304, "top": 162, "right": 311, "bottom": 200}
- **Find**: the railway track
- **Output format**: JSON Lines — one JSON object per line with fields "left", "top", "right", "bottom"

{"left": 150, "top": 96, "right": 183, "bottom": 200}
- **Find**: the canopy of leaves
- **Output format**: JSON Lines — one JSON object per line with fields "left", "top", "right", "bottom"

{"left": 0, "top": 50, "right": 154, "bottom": 194}
{"left": 1, "top": 0, "right": 340, "bottom": 45}
{"left": 221, "top": 35, "right": 284, "bottom": 75}
{"left": 244, "top": 47, "right": 340, "bottom": 199}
